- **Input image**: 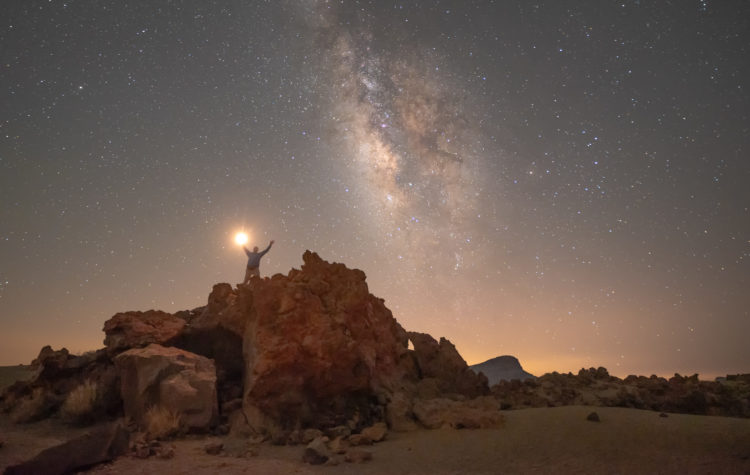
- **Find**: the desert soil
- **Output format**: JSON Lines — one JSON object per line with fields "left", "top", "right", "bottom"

{"left": 2, "top": 406, "right": 749, "bottom": 474}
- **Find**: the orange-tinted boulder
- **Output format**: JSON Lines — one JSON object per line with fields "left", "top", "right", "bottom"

{"left": 103, "top": 310, "right": 185, "bottom": 354}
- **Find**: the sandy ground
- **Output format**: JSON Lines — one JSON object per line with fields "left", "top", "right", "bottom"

{"left": 3, "top": 406, "right": 749, "bottom": 474}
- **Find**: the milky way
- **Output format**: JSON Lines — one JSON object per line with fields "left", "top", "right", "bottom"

{"left": 1, "top": 1, "right": 748, "bottom": 377}
{"left": 301, "top": 1, "right": 493, "bottom": 322}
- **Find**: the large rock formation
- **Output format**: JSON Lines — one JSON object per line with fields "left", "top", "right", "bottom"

{"left": 2, "top": 251, "right": 501, "bottom": 444}
{"left": 114, "top": 344, "right": 218, "bottom": 432}
{"left": 241, "top": 251, "right": 419, "bottom": 435}
{"left": 470, "top": 355, "right": 536, "bottom": 385}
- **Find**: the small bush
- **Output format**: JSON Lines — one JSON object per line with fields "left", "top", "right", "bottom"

{"left": 145, "top": 405, "right": 182, "bottom": 440}
{"left": 60, "top": 380, "right": 98, "bottom": 424}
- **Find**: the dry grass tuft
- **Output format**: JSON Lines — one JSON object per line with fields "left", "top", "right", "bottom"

{"left": 10, "top": 387, "right": 47, "bottom": 423}
{"left": 60, "top": 380, "right": 98, "bottom": 424}
{"left": 145, "top": 405, "right": 182, "bottom": 440}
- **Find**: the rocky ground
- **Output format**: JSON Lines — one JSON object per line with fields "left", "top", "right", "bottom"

{"left": 2, "top": 406, "right": 749, "bottom": 474}
{"left": 493, "top": 368, "right": 750, "bottom": 417}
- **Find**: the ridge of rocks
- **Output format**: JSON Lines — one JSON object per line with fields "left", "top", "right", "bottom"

{"left": 1, "top": 251, "right": 495, "bottom": 441}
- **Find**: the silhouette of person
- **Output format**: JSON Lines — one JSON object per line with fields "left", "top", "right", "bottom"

{"left": 243, "top": 240, "right": 274, "bottom": 284}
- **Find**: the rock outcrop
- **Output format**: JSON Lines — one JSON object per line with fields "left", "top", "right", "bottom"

{"left": 114, "top": 344, "right": 218, "bottom": 432}
{"left": 241, "top": 251, "right": 418, "bottom": 435}
{"left": 103, "top": 310, "right": 185, "bottom": 355}
{"left": 1, "top": 347, "right": 120, "bottom": 424}
{"left": 470, "top": 355, "right": 536, "bottom": 385}
{"left": 412, "top": 396, "right": 504, "bottom": 429}
{"left": 407, "top": 332, "right": 489, "bottom": 399}
{"left": 1, "top": 251, "right": 503, "bottom": 441}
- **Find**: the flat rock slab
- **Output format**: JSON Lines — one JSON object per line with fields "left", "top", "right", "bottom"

{"left": 3, "top": 421, "right": 129, "bottom": 475}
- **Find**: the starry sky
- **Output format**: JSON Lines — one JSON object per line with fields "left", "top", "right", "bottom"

{"left": 1, "top": 1, "right": 748, "bottom": 378}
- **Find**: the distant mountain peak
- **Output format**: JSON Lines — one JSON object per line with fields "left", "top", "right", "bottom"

{"left": 470, "top": 355, "right": 536, "bottom": 385}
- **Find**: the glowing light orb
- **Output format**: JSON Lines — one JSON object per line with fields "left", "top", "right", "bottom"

{"left": 234, "top": 232, "right": 249, "bottom": 246}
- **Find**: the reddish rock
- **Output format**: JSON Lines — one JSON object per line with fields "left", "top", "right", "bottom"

{"left": 407, "top": 332, "right": 489, "bottom": 398}
{"left": 172, "top": 284, "right": 249, "bottom": 405}
{"left": 191, "top": 283, "right": 249, "bottom": 336}
{"left": 385, "top": 391, "right": 419, "bottom": 432}
{"left": 114, "top": 344, "right": 218, "bottom": 432}
{"left": 242, "top": 251, "right": 416, "bottom": 435}
{"left": 360, "top": 422, "right": 388, "bottom": 442}
{"left": 103, "top": 310, "right": 185, "bottom": 354}
{"left": 30, "top": 346, "right": 70, "bottom": 374}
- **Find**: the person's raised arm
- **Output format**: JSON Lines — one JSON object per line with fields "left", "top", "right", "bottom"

{"left": 260, "top": 240, "right": 274, "bottom": 255}
{"left": 243, "top": 246, "right": 251, "bottom": 256}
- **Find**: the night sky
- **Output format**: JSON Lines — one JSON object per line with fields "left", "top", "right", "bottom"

{"left": 1, "top": 1, "right": 748, "bottom": 378}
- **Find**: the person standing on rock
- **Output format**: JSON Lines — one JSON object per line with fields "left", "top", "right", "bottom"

{"left": 243, "top": 240, "right": 274, "bottom": 284}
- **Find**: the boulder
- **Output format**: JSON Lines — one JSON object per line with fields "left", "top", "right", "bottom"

{"left": 302, "top": 436, "right": 330, "bottom": 465}
{"left": 385, "top": 391, "right": 418, "bottom": 431}
{"left": 407, "top": 332, "right": 489, "bottom": 398}
{"left": 360, "top": 422, "right": 388, "bottom": 442}
{"left": 242, "top": 251, "right": 416, "bottom": 435}
{"left": 4, "top": 421, "right": 129, "bottom": 475}
{"left": 587, "top": 411, "right": 600, "bottom": 422}
{"left": 114, "top": 344, "right": 217, "bottom": 432}
{"left": 412, "top": 396, "right": 503, "bottom": 429}
{"left": 103, "top": 310, "right": 185, "bottom": 354}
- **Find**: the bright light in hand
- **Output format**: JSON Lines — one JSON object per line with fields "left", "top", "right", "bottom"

{"left": 234, "top": 232, "right": 249, "bottom": 246}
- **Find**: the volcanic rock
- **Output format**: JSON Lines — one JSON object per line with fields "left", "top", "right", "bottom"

{"left": 1, "top": 347, "right": 120, "bottom": 424}
{"left": 173, "top": 283, "right": 249, "bottom": 387}
{"left": 114, "top": 344, "right": 218, "bottom": 432}
{"left": 302, "top": 436, "right": 331, "bottom": 465}
{"left": 361, "top": 421, "right": 388, "bottom": 442}
{"left": 407, "top": 332, "right": 489, "bottom": 398}
{"left": 385, "top": 391, "right": 419, "bottom": 432}
{"left": 587, "top": 411, "right": 600, "bottom": 422}
{"left": 242, "top": 251, "right": 417, "bottom": 436}
{"left": 470, "top": 355, "right": 536, "bottom": 385}
{"left": 103, "top": 310, "right": 185, "bottom": 355}
{"left": 3, "top": 421, "right": 129, "bottom": 475}
{"left": 29, "top": 346, "right": 70, "bottom": 375}
{"left": 412, "top": 396, "right": 504, "bottom": 429}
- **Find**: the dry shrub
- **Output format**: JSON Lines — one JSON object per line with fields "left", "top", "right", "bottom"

{"left": 145, "top": 405, "right": 182, "bottom": 440}
{"left": 10, "top": 387, "right": 47, "bottom": 423}
{"left": 60, "top": 380, "right": 97, "bottom": 424}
